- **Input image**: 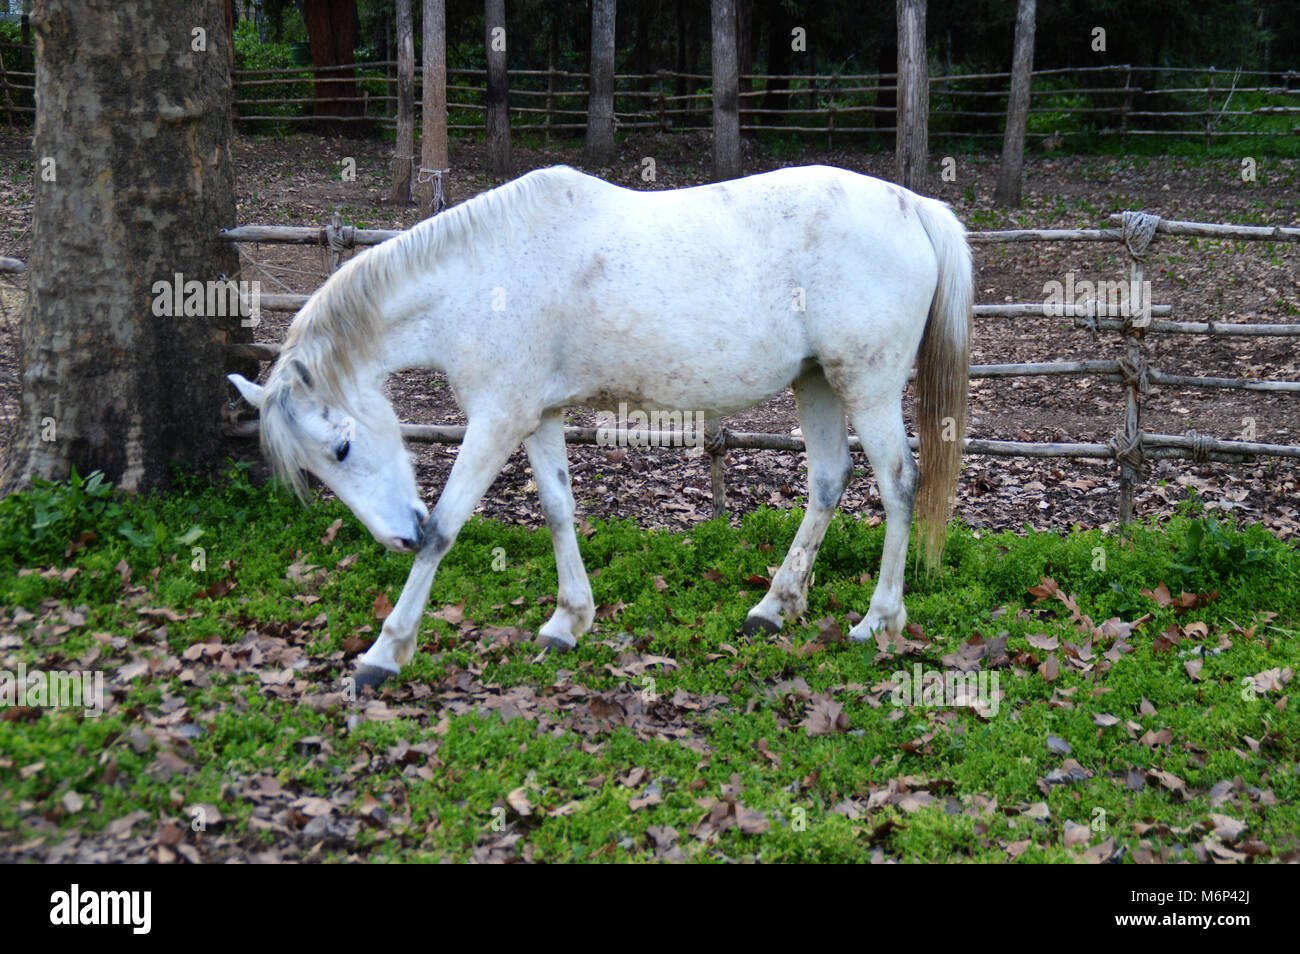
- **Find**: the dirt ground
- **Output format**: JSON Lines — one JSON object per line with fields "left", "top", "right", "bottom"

{"left": 1, "top": 129, "right": 1297, "bottom": 540}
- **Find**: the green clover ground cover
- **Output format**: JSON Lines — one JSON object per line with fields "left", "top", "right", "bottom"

{"left": 0, "top": 464, "right": 1297, "bottom": 862}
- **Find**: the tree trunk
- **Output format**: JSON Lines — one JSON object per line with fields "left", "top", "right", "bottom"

{"left": 585, "top": 0, "right": 616, "bottom": 164}
{"left": 895, "top": 0, "right": 929, "bottom": 193}
{"left": 303, "top": 0, "right": 364, "bottom": 137}
{"left": 2, "top": 0, "right": 242, "bottom": 495}
{"left": 994, "top": 0, "right": 1036, "bottom": 206}
{"left": 711, "top": 0, "right": 740, "bottom": 181}
{"left": 417, "top": 0, "right": 450, "bottom": 218}
{"left": 484, "top": 0, "right": 511, "bottom": 178}
{"left": 388, "top": 0, "right": 414, "bottom": 204}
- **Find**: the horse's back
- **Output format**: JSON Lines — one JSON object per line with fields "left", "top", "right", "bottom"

{"left": 468, "top": 165, "right": 952, "bottom": 416}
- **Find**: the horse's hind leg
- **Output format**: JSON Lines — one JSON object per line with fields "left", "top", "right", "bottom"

{"left": 356, "top": 415, "right": 531, "bottom": 685}
{"left": 846, "top": 402, "right": 918, "bottom": 642}
{"left": 743, "top": 366, "right": 852, "bottom": 636}
{"left": 523, "top": 409, "right": 595, "bottom": 650}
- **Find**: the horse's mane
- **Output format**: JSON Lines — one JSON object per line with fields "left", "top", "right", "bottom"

{"left": 259, "top": 165, "right": 584, "bottom": 497}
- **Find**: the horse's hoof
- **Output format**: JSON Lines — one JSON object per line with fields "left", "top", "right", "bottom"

{"left": 741, "top": 613, "right": 781, "bottom": 638}
{"left": 353, "top": 664, "right": 395, "bottom": 691}
{"left": 538, "top": 634, "right": 576, "bottom": 654}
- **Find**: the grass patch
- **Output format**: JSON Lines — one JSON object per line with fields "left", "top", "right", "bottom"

{"left": 0, "top": 466, "right": 1297, "bottom": 862}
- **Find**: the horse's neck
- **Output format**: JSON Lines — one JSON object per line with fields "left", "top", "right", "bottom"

{"left": 367, "top": 241, "right": 501, "bottom": 379}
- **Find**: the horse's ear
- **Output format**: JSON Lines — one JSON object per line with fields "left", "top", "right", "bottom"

{"left": 290, "top": 359, "right": 314, "bottom": 390}
{"left": 228, "top": 373, "right": 266, "bottom": 408}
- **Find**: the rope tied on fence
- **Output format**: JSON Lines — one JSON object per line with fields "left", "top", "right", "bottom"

{"left": 703, "top": 423, "right": 728, "bottom": 456}
{"left": 1108, "top": 429, "right": 1145, "bottom": 472}
{"left": 1188, "top": 431, "right": 1213, "bottom": 463}
{"left": 417, "top": 167, "right": 450, "bottom": 214}
{"left": 1116, "top": 354, "right": 1151, "bottom": 393}
{"left": 1121, "top": 211, "right": 1161, "bottom": 259}
{"left": 321, "top": 221, "right": 356, "bottom": 254}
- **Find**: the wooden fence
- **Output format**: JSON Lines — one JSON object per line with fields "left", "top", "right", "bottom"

{"left": 228, "top": 63, "right": 1300, "bottom": 144}
{"left": 2, "top": 210, "right": 1296, "bottom": 522}
{"left": 1, "top": 45, "right": 1297, "bottom": 143}
{"left": 208, "top": 211, "right": 1300, "bottom": 525}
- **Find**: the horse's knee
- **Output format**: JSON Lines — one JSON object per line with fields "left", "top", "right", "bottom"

{"left": 813, "top": 455, "right": 852, "bottom": 510}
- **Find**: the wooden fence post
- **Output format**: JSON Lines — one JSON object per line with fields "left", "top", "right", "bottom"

{"left": 1115, "top": 211, "right": 1158, "bottom": 529}
{"left": 827, "top": 70, "right": 838, "bottom": 149}
{"left": 544, "top": 56, "right": 554, "bottom": 145}
{"left": 657, "top": 69, "right": 668, "bottom": 132}
{"left": 484, "top": 0, "right": 512, "bottom": 178}
{"left": 705, "top": 418, "right": 728, "bottom": 517}
{"left": 417, "top": 0, "right": 450, "bottom": 218}
{"left": 711, "top": 0, "right": 741, "bottom": 181}
{"left": 1120, "top": 64, "right": 1133, "bottom": 145}
{"left": 586, "top": 0, "right": 617, "bottom": 164}
{"left": 994, "top": 0, "right": 1036, "bottom": 207}
{"left": 895, "top": 0, "right": 929, "bottom": 193}
{"left": 387, "top": 0, "right": 414, "bottom": 204}
{"left": 1205, "top": 66, "right": 1215, "bottom": 148}
{"left": 0, "top": 52, "right": 14, "bottom": 128}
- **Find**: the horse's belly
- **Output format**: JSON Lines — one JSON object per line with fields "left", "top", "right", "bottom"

{"left": 570, "top": 345, "right": 807, "bottom": 417}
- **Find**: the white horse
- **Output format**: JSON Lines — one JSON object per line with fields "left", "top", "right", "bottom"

{"left": 229, "top": 164, "right": 972, "bottom": 689}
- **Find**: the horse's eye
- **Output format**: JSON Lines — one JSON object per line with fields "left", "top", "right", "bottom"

{"left": 335, "top": 441, "right": 350, "bottom": 463}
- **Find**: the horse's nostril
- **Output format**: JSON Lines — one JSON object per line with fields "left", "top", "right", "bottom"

{"left": 397, "top": 537, "right": 418, "bottom": 551}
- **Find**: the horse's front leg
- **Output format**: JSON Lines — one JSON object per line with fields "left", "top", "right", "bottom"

{"left": 523, "top": 409, "right": 595, "bottom": 650}
{"left": 355, "top": 416, "right": 530, "bottom": 689}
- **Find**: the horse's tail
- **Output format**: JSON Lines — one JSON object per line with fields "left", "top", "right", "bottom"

{"left": 912, "top": 196, "right": 972, "bottom": 570}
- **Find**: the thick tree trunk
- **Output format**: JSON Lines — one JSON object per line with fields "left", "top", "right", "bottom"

{"left": 895, "top": 0, "right": 929, "bottom": 193}
{"left": 417, "top": 0, "right": 449, "bottom": 218}
{"left": 2, "top": 0, "right": 241, "bottom": 495}
{"left": 303, "top": 0, "right": 364, "bottom": 136}
{"left": 711, "top": 0, "right": 740, "bottom": 181}
{"left": 484, "top": 0, "right": 511, "bottom": 177}
{"left": 585, "top": 0, "right": 616, "bottom": 164}
{"left": 994, "top": 0, "right": 1037, "bottom": 206}
{"left": 388, "top": 0, "right": 414, "bottom": 203}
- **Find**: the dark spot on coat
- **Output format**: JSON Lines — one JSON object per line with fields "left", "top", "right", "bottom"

{"left": 422, "top": 523, "right": 451, "bottom": 556}
{"left": 889, "top": 185, "right": 909, "bottom": 215}
{"left": 577, "top": 254, "right": 607, "bottom": 289}
{"left": 804, "top": 221, "right": 822, "bottom": 251}
{"left": 814, "top": 471, "right": 846, "bottom": 510}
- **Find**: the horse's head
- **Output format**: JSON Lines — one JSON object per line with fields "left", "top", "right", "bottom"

{"left": 229, "top": 361, "right": 428, "bottom": 553}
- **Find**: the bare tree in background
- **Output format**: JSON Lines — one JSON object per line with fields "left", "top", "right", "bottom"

{"left": 895, "top": 0, "right": 929, "bottom": 193}
{"left": 388, "top": 0, "right": 415, "bottom": 203}
{"left": 418, "top": 0, "right": 450, "bottom": 217}
{"left": 586, "top": 0, "right": 616, "bottom": 164}
{"left": 711, "top": 0, "right": 740, "bottom": 181}
{"left": 303, "top": 0, "right": 365, "bottom": 136}
{"left": 484, "top": 0, "right": 512, "bottom": 177}
{"left": 995, "top": 0, "right": 1037, "bottom": 206}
